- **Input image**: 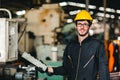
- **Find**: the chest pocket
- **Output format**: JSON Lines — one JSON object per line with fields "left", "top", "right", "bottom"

{"left": 82, "top": 46, "right": 97, "bottom": 68}
{"left": 83, "top": 54, "right": 95, "bottom": 68}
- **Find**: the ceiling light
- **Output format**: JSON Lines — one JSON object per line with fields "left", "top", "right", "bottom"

{"left": 68, "top": 2, "right": 85, "bottom": 8}
{"left": 68, "top": 2, "right": 96, "bottom": 9}
{"left": 99, "top": 7, "right": 104, "bottom": 11}
{"left": 97, "top": 12, "right": 110, "bottom": 18}
{"left": 118, "top": 36, "right": 120, "bottom": 40}
{"left": 106, "top": 14, "right": 110, "bottom": 18}
{"left": 90, "top": 11, "right": 94, "bottom": 15}
{"left": 116, "top": 10, "right": 120, "bottom": 14}
{"left": 99, "top": 7, "right": 115, "bottom": 13}
{"left": 16, "top": 10, "right": 26, "bottom": 16}
{"left": 67, "top": 19, "right": 73, "bottom": 23}
{"left": 69, "top": 10, "right": 93, "bottom": 15}
{"left": 106, "top": 8, "right": 115, "bottom": 12}
{"left": 97, "top": 17, "right": 103, "bottom": 21}
{"left": 89, "top": 5, "right": 96, "bottom": 9}
{"left": 59, "top": 2, "right": 68, "bottom": 6}
{"left": 69, "top": 10, "right": 81, "bottom": 15}
{"left": 111, "top": 15, "right": 115, "bottom": 19}
{"left": 97, "top": 13, "right": 104, "bottom": 17}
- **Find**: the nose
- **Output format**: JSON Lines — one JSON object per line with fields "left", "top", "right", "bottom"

{"left": 80, "top": 25, "right": 84, "bottom": 28}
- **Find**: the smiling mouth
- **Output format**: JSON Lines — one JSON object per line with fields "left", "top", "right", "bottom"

{"left": 80, "top": 29, "right": 85, "bottom": 32}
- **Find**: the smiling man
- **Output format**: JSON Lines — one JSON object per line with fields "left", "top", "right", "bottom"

{"left": 46, "top": 10, "right": 110, "bottom": 80}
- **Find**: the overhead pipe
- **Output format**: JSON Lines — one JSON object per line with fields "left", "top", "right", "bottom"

{"left": 103, "top": 0, "right": 109, "bottom": 60}
{"left": 103, "top": 0, "right": 109, "bottom": 41}
{"left": 85, "top": 0, "right": 89, "bottom": 11}
{"left": 0, "top": 8, "right": 12, "bottom": 19}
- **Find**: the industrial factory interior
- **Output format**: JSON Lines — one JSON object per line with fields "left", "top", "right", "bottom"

{"left": 0, "top": 0, "right": 120, "bottom": 80}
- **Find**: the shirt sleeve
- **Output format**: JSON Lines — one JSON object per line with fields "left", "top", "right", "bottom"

{"left": 53, "top": 45, "right": 69, "bottom": 75}
{"left": 98, "top": 43, "right": 110, "bottom": 80}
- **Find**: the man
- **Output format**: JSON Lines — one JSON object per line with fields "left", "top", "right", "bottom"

{"left": 46, "top": 10, "right": 110, "bottom": 80}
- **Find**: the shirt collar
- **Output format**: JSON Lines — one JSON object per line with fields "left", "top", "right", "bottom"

{"left": 73, "top": 36, "right": 92, "bottom": 44}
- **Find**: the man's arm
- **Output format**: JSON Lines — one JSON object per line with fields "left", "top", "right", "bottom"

{"left": 47, "top": 66, "right": 67, "bottom": 75}
{"left": 98, "top": 44, "right": 110, "bottom": 80}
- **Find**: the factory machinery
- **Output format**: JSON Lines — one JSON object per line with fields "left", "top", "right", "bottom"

{"left": 0, "top": 4, "right": 120, "bottom": 80}
{"left": 0, "top": 8, "right": 50, "bottom": 80}
{"left": 0, "top": 6, "right": 66, "bottom": 80}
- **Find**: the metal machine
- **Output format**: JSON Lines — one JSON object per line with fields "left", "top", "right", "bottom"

{"left": 0, "top": 8, "right": 47, "bottom": 80}
{"left": 0, "top": 9, "right": 18, "bottom": 62}
{"left": 0, "top": 6, "right": 65, "bottom": 80}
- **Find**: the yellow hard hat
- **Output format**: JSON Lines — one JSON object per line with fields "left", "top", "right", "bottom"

{"left": 74, "top": 10, "right": 93, "bottom": 21}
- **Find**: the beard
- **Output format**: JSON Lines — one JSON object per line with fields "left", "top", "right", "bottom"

{"left": 78, "top": 29, "right": 89, "bottom": 36}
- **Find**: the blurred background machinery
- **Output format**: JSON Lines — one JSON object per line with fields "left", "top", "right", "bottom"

{"left": 0, "top": 8, "right": 38, "bottom": 80}
{"left": 0, "top": 17, "right": 18, "bottom": 62}
{"left": 0, "top": 9, "right": 18, "bottom": 62}
{"left": 0, "top": 0, "right": 120, "bottom": 80}
{"left": 0, "top": 4, "right": 66, "bottom": 80}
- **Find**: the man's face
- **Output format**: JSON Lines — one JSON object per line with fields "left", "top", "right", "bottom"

{"left": 76, "top": 20, "right": 90, "bottom": 36}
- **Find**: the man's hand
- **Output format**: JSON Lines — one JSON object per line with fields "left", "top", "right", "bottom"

{"left": 48, "top": 67, "right": 54, "bottom": 73}
{"left": 46, "top": 66, "right": 54, "bottom": 76}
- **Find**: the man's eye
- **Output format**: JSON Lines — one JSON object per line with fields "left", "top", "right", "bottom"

{"left": 84, "top": 24, "right": 88, "bottom": 26}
